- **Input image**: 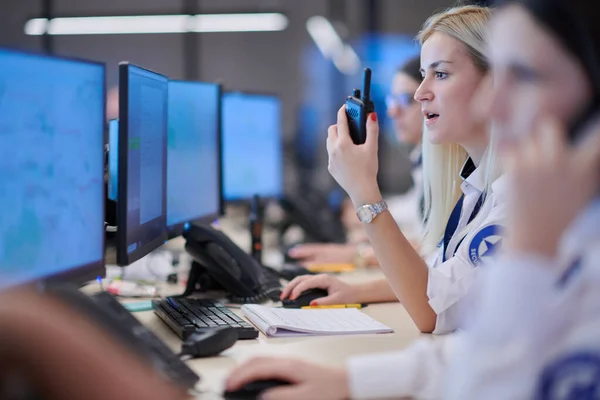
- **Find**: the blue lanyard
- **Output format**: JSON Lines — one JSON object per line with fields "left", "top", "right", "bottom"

{"left": 412, "top": 153, "right": 422, "bottom": 169}
{"left": 556, "top": 257, "right": 583, "bottom": 288}
{"left": 442, "top": 194, "right": 484, "bottom": 262}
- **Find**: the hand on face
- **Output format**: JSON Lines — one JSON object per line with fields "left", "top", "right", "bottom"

{"left": 327, "top": 106, "right": 381, "bottom": 207}
{"left": 225, "top": 357, "right": 349, "bottom": 400}
{"left": 504, "top": 116, "right": 600, "bottom": 257}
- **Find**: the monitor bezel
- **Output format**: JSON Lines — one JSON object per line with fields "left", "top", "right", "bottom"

{"left": 0, "top": 46, "right": 107, "bottom": 285}
{"left": 221, "top": 90, "right": 284, "bottom": 204}
{"left": 166, "top": 80, "right": 224, "bottom": 239}
{"left": 116, "top": 62, "right": 169, "bottom": 266}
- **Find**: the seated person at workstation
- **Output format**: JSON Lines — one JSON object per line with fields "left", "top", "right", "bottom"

{"left": 282, "top": 6, "right": 507, "bottom": 338}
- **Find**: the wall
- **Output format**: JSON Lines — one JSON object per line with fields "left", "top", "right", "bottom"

{"left": 0, "top": 0, "right": 458, "bottom": 194}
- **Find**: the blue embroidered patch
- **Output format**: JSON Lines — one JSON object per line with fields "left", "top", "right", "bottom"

{"left": 538, "top": 352, "right": 600, "bottom": 400}
{"left": 468, "top": 225, "right": 502, "bottom": 267}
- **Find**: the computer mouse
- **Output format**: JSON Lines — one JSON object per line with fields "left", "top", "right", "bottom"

{"left": 223, "top": 379, "right": 291, "bottom": 400}
{"left": 282, "top": 288, "right": 329, "bottom": 308}
{"left": 180, "top": 327, "right": 238, "bottom": 358}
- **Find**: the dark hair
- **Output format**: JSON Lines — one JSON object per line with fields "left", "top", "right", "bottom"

{"left": 397, "top": 56, "right": 422, "bottom": 84}
{"left": 496, "top": 0, "right": 600, "bottom": 98}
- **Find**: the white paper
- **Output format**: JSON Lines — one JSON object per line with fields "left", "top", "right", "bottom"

{"left": 241, "top": 304, "right": 394, "bottom": 337}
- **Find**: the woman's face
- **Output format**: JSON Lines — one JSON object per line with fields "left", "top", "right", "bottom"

{"left": 386, "top": 72, "right": 422, "bottom": 145}
{"left": 486, "top": 5, "right": 592, "bottom": 149}
{"left": 415, "top": 32, "right": 487, "bottom": 147}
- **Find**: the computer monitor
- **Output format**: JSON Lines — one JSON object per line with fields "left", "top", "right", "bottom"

{"left": 0, "top": 48, "right": 106, "bottom": 289}
{"left": 167, "top": 80, "right": 222, "bottom": 237}
{"left": 222, "top": 92, "right": 283, "bottom": 202}
{"left": 108, "top": 118, "right": 119, "bottom": 201}
{"left": 116, "top": 62, "right": 168, "bottom": 266}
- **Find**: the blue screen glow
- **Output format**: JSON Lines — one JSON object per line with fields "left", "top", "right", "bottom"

{"left": 0, "top": 49, "right": 105, "bottom": 288}
{"left": 222, "top": 93, "right": 282, "bottom": 201}
{"left": 167, "top": 81, "right": 220, "bottom": 228}
{"left": 108, "top": 118, "right": 118, "bottom": 201}
{"left": 122, "top": 65, "right": 168, "bottom": 258}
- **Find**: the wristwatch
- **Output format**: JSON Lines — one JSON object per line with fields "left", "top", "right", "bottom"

{"left": 356, "top": 200, "right": 388, "bottom": 224}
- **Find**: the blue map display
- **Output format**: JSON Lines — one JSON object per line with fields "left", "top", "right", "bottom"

{"left": 122, "top": 65, "right": 168, "bottom": 258}
{"left": 167, "top": 81, "right": 220, "bottom": 227}
{"left": 222, "top": 93, "right": 283, "bottom": 201}
{"left": 108, "top": 119, "right": 118, "bottom": 201}
{"left": 0, "top": 49, "right": 104, "bottom": 288}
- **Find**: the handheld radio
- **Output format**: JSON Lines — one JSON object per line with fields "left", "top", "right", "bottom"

{"left": 345, "top": 68, "right": 375, "bottom": 145}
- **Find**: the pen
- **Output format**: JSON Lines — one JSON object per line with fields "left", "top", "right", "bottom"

{"left": 301, "top": 304, "right": 363, "bottom": 309}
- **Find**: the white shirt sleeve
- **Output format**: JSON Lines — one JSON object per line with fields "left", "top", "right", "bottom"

{"left": 427, "top": 192, "right": 507, "bottom": 334}
{"left": 347, "top": 335, "right": 457, "bottom": 400}
{"left": 446, "top": 252, "right": 600, "bottom": 400}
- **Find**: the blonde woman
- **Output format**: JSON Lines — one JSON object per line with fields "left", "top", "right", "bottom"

{"left": 280, "top": 4, "right": 504, "bottom": 335}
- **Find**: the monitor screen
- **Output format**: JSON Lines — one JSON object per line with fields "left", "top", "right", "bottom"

{"left": 116, "top": 63, "right": 168, "bottom": 266}
{"left": 167, "top": 80, "right": 221, "bottom": 235}
{"left": 108, "top": 118, "right": 118, "bottom": 201}
{"left": 222, "top": 92, "right": 283, "bottom": 201}
{"left": 0, "top": 48, "right": 105, "bottom": 289}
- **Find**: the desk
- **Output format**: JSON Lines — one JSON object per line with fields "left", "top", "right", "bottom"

{"left": 127, "top": 270, "right": 422, "bottom": 398}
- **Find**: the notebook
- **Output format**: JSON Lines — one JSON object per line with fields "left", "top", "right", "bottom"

{"left": 241, "top": 304, "right": 394, "bottom": 337}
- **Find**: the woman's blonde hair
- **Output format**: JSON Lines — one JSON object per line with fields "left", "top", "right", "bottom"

{"left": 416, "top": 5, "right": 498, "bottom": 254}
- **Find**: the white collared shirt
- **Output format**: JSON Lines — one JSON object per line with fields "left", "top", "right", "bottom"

{"left": 446, "top": 199, "right": 600, "bottom": 400}
{"left": 427, "top": 167, "right": 507, "bottom": 334}
{"left": 348, "top": 198, "right": 600, "bottom": 400}
{"left": 347, "top": 174, "right": 507, "bottom": 399}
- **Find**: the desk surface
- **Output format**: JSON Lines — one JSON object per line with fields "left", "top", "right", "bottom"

{"left": 127, "top": 270, "right": 422, "bottom": 398}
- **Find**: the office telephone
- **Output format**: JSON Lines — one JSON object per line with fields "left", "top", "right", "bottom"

{"left": 183, "top": 223, "right": 282, "bottom": 303}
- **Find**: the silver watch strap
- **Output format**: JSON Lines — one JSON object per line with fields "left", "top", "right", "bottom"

{"left": 372, "top": 200, "right": 388, "bottom": 215}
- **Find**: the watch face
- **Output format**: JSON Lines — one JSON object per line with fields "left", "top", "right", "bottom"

{"left": 357, "top": 206, "right": 374, "bottom": 223}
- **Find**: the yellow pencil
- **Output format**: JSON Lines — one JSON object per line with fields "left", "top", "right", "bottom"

{"left": 301, "top": 304, "right": 363, "bottom": 309}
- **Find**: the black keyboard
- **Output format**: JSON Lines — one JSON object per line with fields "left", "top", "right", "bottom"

{"left": 89, "top": 292, "right": 200, "bottom": 389}
{"left": 153, "top": 297, "right": 258, "bottom": 340}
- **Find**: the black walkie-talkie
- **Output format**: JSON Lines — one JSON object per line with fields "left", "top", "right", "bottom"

{"left": 345, "top": 68, "right": 375, "bottom": 145}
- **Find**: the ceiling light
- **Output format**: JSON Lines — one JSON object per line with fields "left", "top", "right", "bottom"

{"left": 24, "top": 13, "right": 288, "bottom": 35}
{"left": 305, "top": 16, "right": 344, "bottom": 58}
{"left": 306, "top": 16, "right": 362, "bottom": 75}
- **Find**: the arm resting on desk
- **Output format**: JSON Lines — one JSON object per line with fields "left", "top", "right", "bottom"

{"left": 355, "top": 278, "right": 398, "bottom": 304}
{"left": 358, "top": 199, "right": 436, "bottom": 332}
{"left": 347, "top": 334, "right": 457, "bottom": 400}
{"left": 0, "top": 288, "right": 187, "bottom": 400}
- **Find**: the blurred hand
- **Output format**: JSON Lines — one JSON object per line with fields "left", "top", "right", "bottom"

{"left": 504, "top": 116, "right": 600, "bottom": 257}
{"left": 341, "top": 198, "right": 363, "bottom": 231}
{"left": 225, "top": 357, "right": 349, "bottom": 400}
{"left": 327, "top": 106, "right": 382, "bottom": 206}
{"left": 280, "top": 274, "right": 359, "bottom": 305}
{"left": 288, "top": 243, "right": 357, "bottom": 264}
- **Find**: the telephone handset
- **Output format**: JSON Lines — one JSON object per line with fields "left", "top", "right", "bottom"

{"left": 183, "top": 223, "right": 281, "bottom": 303}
